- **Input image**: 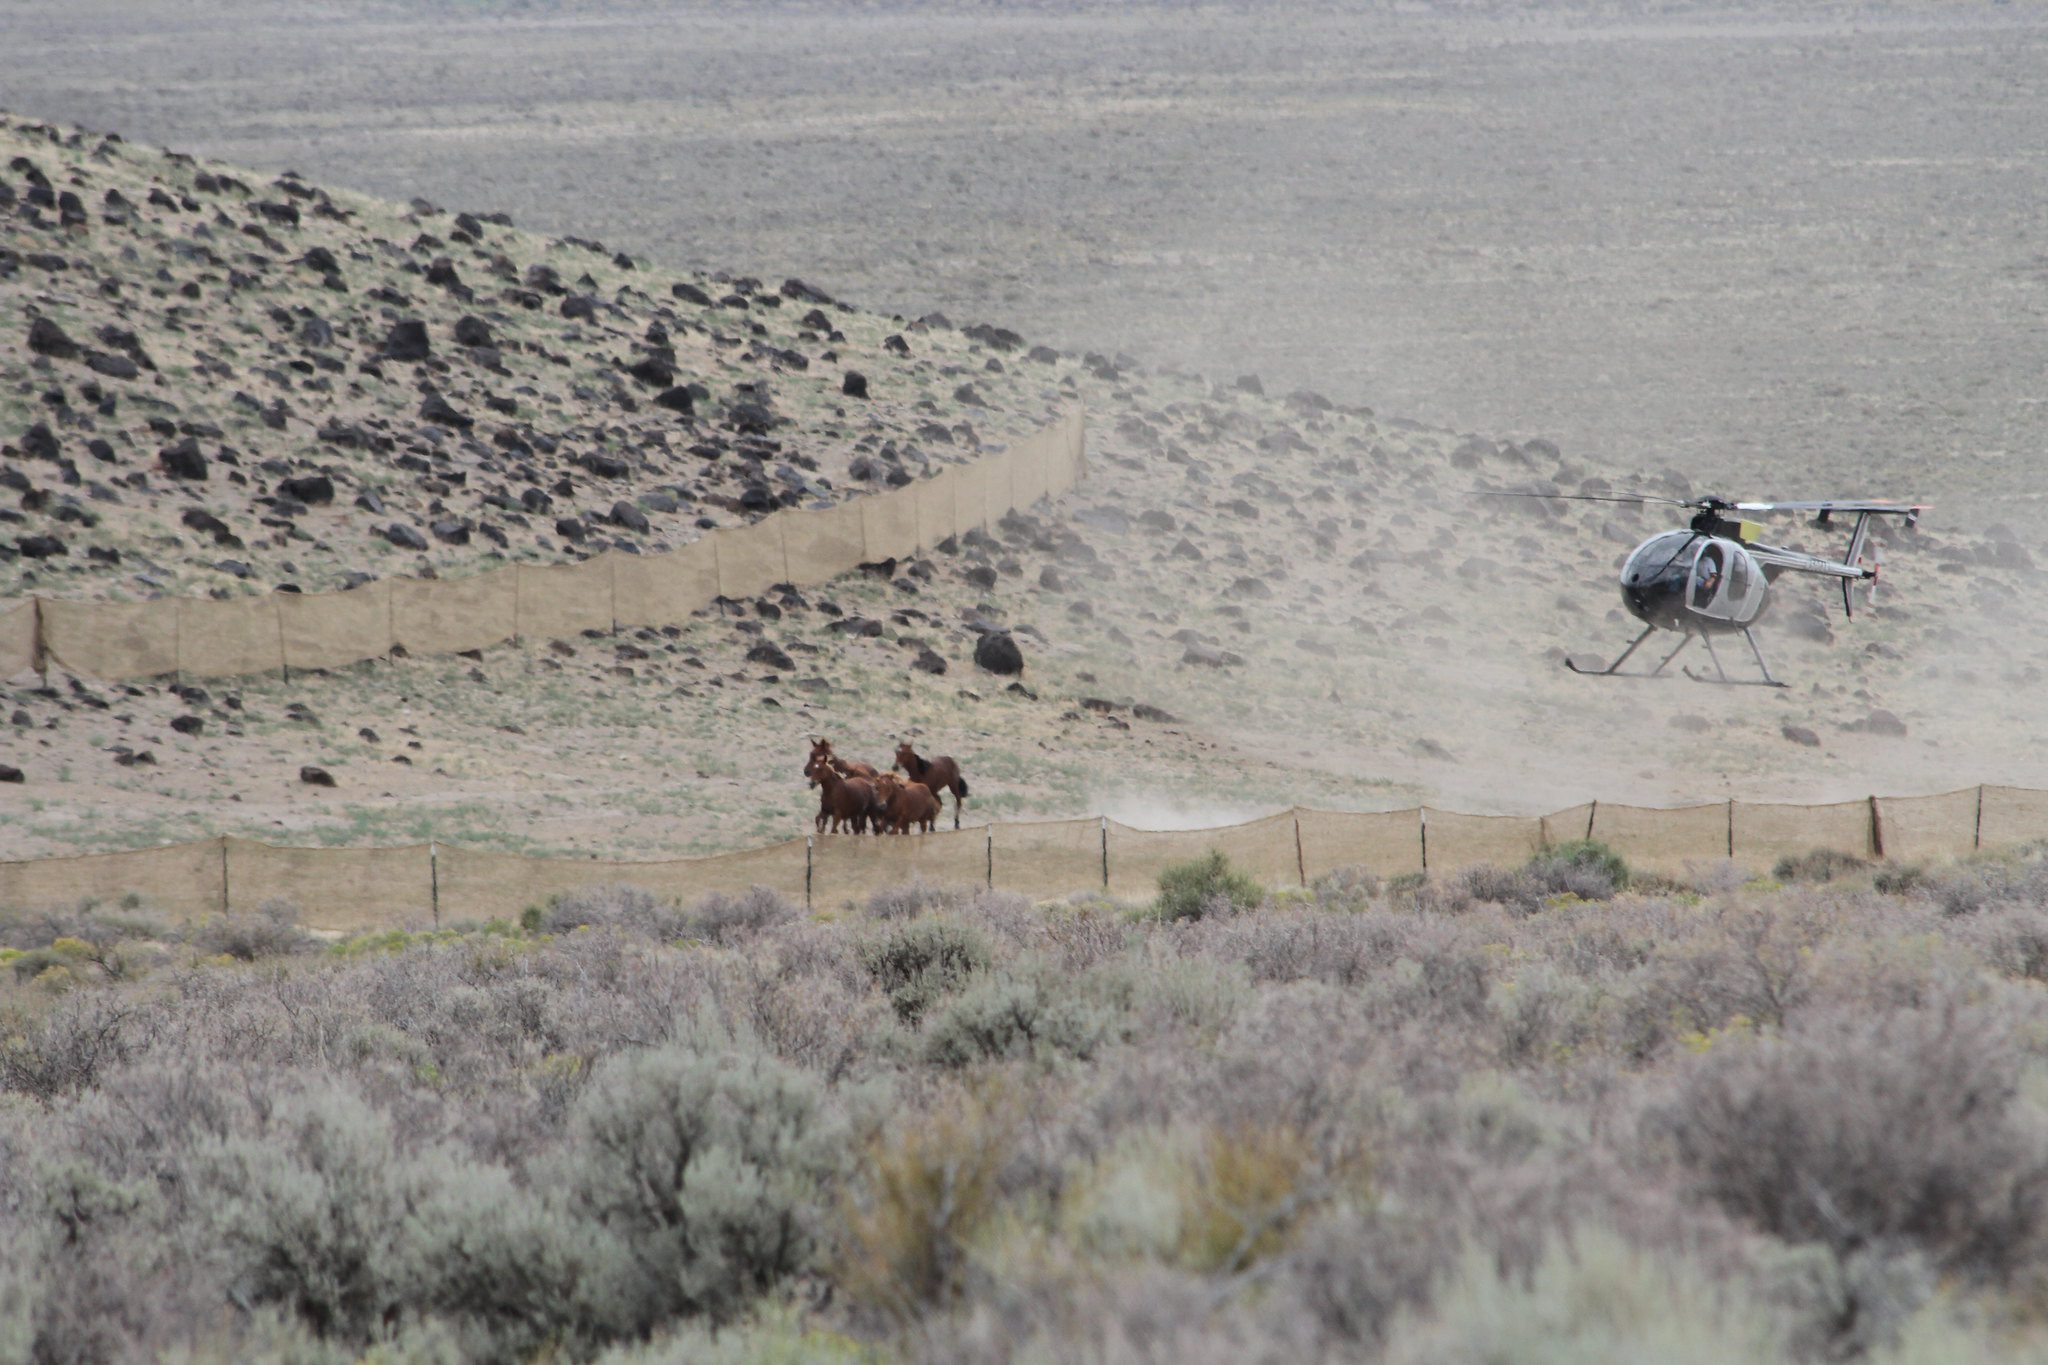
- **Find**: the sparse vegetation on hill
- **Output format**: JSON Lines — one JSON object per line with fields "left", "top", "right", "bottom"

{"left": 5, "top": 848, "right": 2048, "bottom": 1360}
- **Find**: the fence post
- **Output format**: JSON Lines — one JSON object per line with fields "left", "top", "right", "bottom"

{"left": 1868, "top": 795, "right": 1884, "bottom": 860}
{"left": 985, "top": 827, "right": 993, "bottom": 890}
{"left": 1585, "top": 800, "right": 1598, "bottom": 842}
{"left": 1726, "top": 799, "right": 1735, "bottom": 858}
{"left": 1975, "top": 786, "right": 1985, "bottom": 851}
{"left": 1099, "top": 817, "right": 1109, "bottom": 891}
{"left": 218, "top": 836, "right": 230, "bottom": 916}
{"left": 429, "top": 841, "right": 440, "bottom": 927}
{"left": 275, "top": 602, "right": 291, "bottom": 685}
{"left": 1419, "top": 808, "right": 1429, "bottom": 876}
{"left": 805, "top": 835, "right": 814, "bottom": 911}
{"left": 1293, "top": 811, "right": 1306, "bottom": 887}
{"left": 31, "top": 597, "right": 48, "bottom": 687}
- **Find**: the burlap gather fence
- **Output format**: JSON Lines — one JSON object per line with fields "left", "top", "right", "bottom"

{"left": 3, "top": 787, "right": 2041, "bottom": 933}
{"left": 2, "top": 411, "right": 1087, "bottom": 684}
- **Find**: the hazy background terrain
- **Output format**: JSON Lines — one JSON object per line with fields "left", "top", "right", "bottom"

{"left": 6, "top": 0, "right": 2044, "bottom": 516}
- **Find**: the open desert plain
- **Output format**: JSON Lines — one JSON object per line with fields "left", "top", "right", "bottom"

{"left": 4, "top": 2, "right": 2048, "bottom": 1361}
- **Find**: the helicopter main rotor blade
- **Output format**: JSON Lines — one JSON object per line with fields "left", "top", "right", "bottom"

{"left": 1477, "top": 490, "right": 1694, "bottom": 508}
{"left": 1727, "top": 499, "right": 1929, "bottom": 514}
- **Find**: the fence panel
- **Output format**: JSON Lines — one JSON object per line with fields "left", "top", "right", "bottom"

{"left": 1295, "top": 808, "right": 1423, "bottom": 879}
{"left": 434, "top": 840, "right": 810, "bottom": 923}
{"left": 1588, "top": 802, "right": 1731, "bottom": 877}
{"left": 178, "top": 595, "right": 284, "bottom": 679}
{"left": 1425, "top": 810, "right": 1545, "bottom": 874}
{"left": 861, "top": 485, "right": 921, "bottom": 560}
{"left": 1875, "top": 789, "right": 1981, "bottom": 863}
{"left": 0, "top": 839, "right": 225, "bottom": 922}
{"left": 1980, "top": 786, "right": 2048, "bottom": 852}
{"left": 1010, "top": 431, "right": 1052, "bottom": 507}
{"left": 43, "top": 597, "right": 178, "bottom": 679}
{"left": 614, "top": 538, "right": 718, "bottom": 628}
{"left": 992, "top": 818, "right": 1104, "bottom": 901}
{"left": 392, "top": 570, "right": 516, "bottom": 656}
{"left": 1540, "top": 803, "right": 1597, "bottom": 848}
{"left": 980, "top": 447, "right": 1019, "bottom": 523}
{"left": 810, "top": 828, "right": 990, "bottom": 910}
{"left": 715, "top": 516, "right": 788, "bottom": 599}
{"left": 953, "top": 460, "right": 992, "bottom": 533}
{"left": 1731, "top": 800, "right": 1874, "bottom": 870}
{"left": 0, "top": 600, "right": 35, "bottom": 679}
{"left": 1105, "top": 812, "right": 1302, "bottom": 900}
{"left": 281, "top": 580, "right": 392, "bottom": 672}
{"left": 226, "top": 840, "right": 435, "bottom": 932}
{"left": 915, "top": 469, "right": 960, "bottom": 547}
{"left": 784, "top": 501, "right": 867, "bottom": 584}
{"left": 517, "top": 557, "right": 615, "bottom": 640}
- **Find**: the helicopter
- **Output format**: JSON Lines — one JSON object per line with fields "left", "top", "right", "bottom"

{"left": 1492, "top": 491, "right": 1926, "bottom": 687}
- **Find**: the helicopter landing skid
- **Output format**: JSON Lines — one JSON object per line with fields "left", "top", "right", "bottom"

{"left": 1680, "top": 630, "right": 1788, "bottom": 689}
{"left": 1563, "top": 626, "right": 1693, "bottom": 680}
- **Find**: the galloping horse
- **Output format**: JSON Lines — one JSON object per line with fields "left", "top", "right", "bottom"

{"left": 804, "top": 747, "right": 877, "bottom": 834}
{"left": 874, "top": 772, "right": 941, "bottom": 834}
{"left": 892, "top": 741, "right": 969, "bottom": 829}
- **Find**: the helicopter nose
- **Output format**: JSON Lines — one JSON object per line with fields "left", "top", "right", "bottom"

{"left": 1622, "top": 577, "right": 1685, "bottom": 629}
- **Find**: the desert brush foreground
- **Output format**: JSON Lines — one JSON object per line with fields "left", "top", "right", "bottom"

{"left": 5, "top": 849, "right": 2048, "bottom": 1360}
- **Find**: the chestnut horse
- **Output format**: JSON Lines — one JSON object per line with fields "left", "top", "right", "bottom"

{"left": 809, "top": 737, "right": 880, "bottom": 782}
{"left": 874, "top": 772, "right": 941, "bottom": 834}
{"left": 805, "top": 750, "right": 876, "bottom": 834}
{"left": 892, "top": 742, "right": 969, "bottom": 829}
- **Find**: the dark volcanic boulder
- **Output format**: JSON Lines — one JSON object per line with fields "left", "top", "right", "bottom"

{"left": 841, "top": 371, "right": 869, "bottom": 399}
{"left": 160, "top": 438, "right": 208, "bottom": 480}
{"left": 419, "top": 393, "right": 473, "bottom": 429}
{"left": 21, "top": 422, "right": 59, "bottom": 461}
{"left": 746, "top": 641, "right": 796, "bottom": 671}
{"left": 27, "top": 317, "right": 77, "bottom": 359}
{"left": 609, "top": 500, "right": 650, "bottom": 532}
{"left": 381, "top": 319, "right": 431, "bottom": 361}
{"left": 974, "top": 631, "right": 1025, "bottom": 676}
{"left": 279, "top": 474, "right": 334, "bottom": 505}
{"left": 384, "top": 523, "right": 429, "bottom": 551}
{"left": 653, "top": 386, "right": 695, "bottom": 415}
{"left": 453, "top": 315, "right": 493, "bottom": 347}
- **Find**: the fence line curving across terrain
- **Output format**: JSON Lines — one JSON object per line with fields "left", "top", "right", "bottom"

{"left": 1, "top": 786, "right": 2039, "bottom": 934}
{"left": 0, "top": 411, "right": 1088, "bottom": 684}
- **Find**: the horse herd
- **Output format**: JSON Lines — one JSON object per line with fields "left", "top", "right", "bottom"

{"left": 804, "top": 738, "right": 970, "bottom": 835}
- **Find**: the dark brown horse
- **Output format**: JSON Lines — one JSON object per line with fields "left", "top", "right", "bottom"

{"left": 805, "top": 749, "right": 876, "bottom": 834}
{"left": 874, "top": 772, "right": 941, "bottom": 834}
{"left": 893, "top": 741, "right": 968, "bottom": 829}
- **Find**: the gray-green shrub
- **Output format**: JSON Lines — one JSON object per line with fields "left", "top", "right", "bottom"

{"left": 563, "top": 1041, "right": 843, "bottom": 1331}
{"left": 1155, "top": 850, "right": 1263, "bottom": 922}
{"left": 857, "top": 918, "right": 991, "bottom": 1025}
{"left": 922, "top": 967, "right": 1121, "bottom": 1068}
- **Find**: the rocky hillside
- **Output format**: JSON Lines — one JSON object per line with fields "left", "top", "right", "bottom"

{"left": 6, "top": 113, "right": 2047, "bottom": 864}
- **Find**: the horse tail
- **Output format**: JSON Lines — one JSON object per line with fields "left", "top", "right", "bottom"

{"left": 955, "top": 777, "right": 969, "bottom": 799}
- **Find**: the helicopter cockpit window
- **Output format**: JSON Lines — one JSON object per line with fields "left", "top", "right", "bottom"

{"left": 1727, "top": 552, "right": 1749, "bottom": 600}
{"left": 1692, "top": 545, "right": 1724, "bottom": 608}
{"left": 1623, "top": 531, "right": 1697, "bottom": 591}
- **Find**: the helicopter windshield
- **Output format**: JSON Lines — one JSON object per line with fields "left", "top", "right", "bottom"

{"left": 1622, "top": 531, "right": 1697, "bottom": 594}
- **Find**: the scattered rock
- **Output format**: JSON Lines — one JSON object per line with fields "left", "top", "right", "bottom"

{"left": 746, "top": 641, "right": 795, "bottom": 670}
{"left": 1181, "top": 643, "right": 1245, "bottom": 668}
{"left": 160, "top": 438, "right": 208, "bottom": 480}
{"left": 912, "top": 648, "right": 948, "bottom": 675}
{"left": 299, "top": 765, "right": 337, "bottom": 787}
{"left": 278, "top": 474, "right": 334, "bottom": 505}
{"left": 170, "top": 715, "right": 204, "bottom": 736}
{"left": 380, "top": 319, "right": 431, "bottom": 361}
{"left": 974, "top": 631, "right": 1025, "bottom": 675}
{"left": 841, "top": 371, "right": 868, "bottom": 399}
{"left": 384, "top": 523, "right": 429, "bottom": 551}
{"left": 27, "top": 317, "right": 77, "bottom": 359}
{"left": 1781, "top": 724, "right": 1822, "bottom": 748}
{"left": 0, "top": 764, "right": 21, "bottom": 783}
{"left": 1844, "top": 708, "right": 1908, "bottom": 737}
{"left": 609, "top": 500, "right": 649, "bottom": 532}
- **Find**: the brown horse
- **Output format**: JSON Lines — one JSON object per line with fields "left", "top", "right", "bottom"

{"left": 874, "top": 772, "right": 941, "bottom": 834}
{"left": 893, "top": 741, "right": 969, "bottom": 829}
{"left": 805, "top": 750, "right": 876, "bottom": 834}
{"left": 809, "top": 737, "right": 880, "bottom": 783}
